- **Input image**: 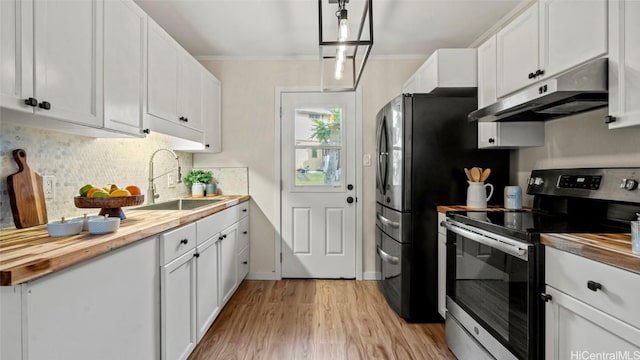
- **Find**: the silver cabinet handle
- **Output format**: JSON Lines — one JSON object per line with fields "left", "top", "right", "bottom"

{"left": 443, "top": 220, "right": 529, "bottom": 260}
{"left": 376, "top": 213, "right": 400, "bottom": 228}
{"left": 376, "top": 246, "right": 399, "bottom": 265}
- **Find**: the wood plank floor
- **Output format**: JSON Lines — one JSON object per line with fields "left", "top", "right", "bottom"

{"left": 189, "top": 280, "right": 456, "bottom": 360}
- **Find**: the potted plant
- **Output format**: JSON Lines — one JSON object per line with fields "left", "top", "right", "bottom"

{"left": 183, "top": 169, "right": 215, "bottom": 197}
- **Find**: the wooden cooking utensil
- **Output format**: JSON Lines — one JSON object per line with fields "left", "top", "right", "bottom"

{"left": 464, "top": 168, "right": 472, "bottom": 181}
{"left": 7, "top": 149, "right": 48, "bottom": 228}
{"left": 480, "top": 168, "right": 491, "bottom": 182}
{"left": 470, "top": 167, "right": 481, "bottom": 182}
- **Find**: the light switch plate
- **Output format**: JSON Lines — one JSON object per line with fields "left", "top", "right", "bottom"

{"left": 168, "top": 174, "right": 176, "bottom": 188}
{"left": 363, "top": 153, "right": 372, "bottom": 167}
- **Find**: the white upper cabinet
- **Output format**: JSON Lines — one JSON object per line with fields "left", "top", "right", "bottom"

{"left": 1, "top": 0, "right": 103, "bottom": 125}
{"left": 477, "top": 35, "right": 497, "bottom": 109}
{"left": 146, "top": 18, "right": 203, "bottom": 143}
{"left": 103, "top": 0, "right": 147, "bottom": 137}
{"left": 34, "top": 0, "right": 103, "bottom": 126}
{"left": 608, "top": 0, "right": 640, "bottom": 129}
{"left": 497, "top": 0, "right": 607, "bottom": 98}
{"left": 200, "top": 72, "right": 222, "bottom": 152}
{"left": 402, "top": 49, "right": 477, "bottom": 94}
{"left": 539, "top": 0, "right": 607, "bottom": 79}
{"left": 1, "top": 0, "right": 34, "bottom": 113}
{"left": 1, "top": 0, "right": 149, "bottom": 137}
{"left": 496, "top": 4, "right": 539, "bottom": 98}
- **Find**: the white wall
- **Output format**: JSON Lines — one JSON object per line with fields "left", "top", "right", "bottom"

{"left": 194, "top": 59, "right": 422, "bottom": 276}
{"left": 514, "top": 107, "right": 640, "bottom": 207}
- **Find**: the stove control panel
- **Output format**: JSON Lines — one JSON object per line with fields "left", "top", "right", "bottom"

{"left": 527, "top": 168, "right": 640, "bottom": 203}
{"left": 557, "top": 175, "right": 602, "bottom": 190}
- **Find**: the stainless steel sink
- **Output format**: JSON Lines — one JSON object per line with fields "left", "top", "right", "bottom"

{"left": 131, "top": 199, "right": 222, "bottom": 211}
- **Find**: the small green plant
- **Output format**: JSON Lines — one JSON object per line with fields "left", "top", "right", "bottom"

{"left": 183, "top": 169, "right": 214, "bottom": 187}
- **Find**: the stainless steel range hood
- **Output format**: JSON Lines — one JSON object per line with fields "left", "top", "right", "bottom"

{"left": 469, "top": 58, "right": 608, "bottom": 122}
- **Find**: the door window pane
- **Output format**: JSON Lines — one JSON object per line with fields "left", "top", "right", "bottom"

{"left": 294, "top": 107, "right": 343, "bottom": 187}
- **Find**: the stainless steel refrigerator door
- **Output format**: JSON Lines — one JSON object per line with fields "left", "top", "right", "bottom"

{"left": 376, "top": 95, "right": 407, "bottom": 211}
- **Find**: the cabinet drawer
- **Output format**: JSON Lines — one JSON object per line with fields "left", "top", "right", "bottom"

{"left": 236, "top": 201, "right": 249, "bottom": 219}
{"left": 196, "top": 211, "right": 224, "bottom": 245}
{"left": 237, "top": 246, "right": 249, "bottom": 282}
{"left": 545, "top": 247, "right": 640, "bottom": 329}
{"left": 161, "top": 223, "right": 196, "bottom": 264}
{"left": 237, "top": 217, "right": 249, "bottom": 254}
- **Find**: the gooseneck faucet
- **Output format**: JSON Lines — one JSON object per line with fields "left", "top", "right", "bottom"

{"left": 148, "top": 148, "right": 182, "bottom": 204}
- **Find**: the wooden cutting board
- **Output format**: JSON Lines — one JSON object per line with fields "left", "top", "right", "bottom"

{"left": 7, "top": 149, "right": 48, "bottom": 228}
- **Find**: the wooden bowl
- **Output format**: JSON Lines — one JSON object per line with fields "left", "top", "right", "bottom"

{"left": 74, "top": 195, "right": 144, "bottom": 219}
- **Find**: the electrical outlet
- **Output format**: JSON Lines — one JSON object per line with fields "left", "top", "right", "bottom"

{"left": 43, "top": 176, "right": 55, "bottom": 199}
{"left": 168, "top": 174, "right": 175, "bottom": 188}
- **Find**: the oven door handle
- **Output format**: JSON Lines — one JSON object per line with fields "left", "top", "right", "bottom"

{"left": 377, "top": 213, "right": 400, "bottom": 228}
{"left": 443, "top": 220, "right": 529, "bottom": 260}
{"left": 377, "top": 246, "right": 400, "bottom": 265}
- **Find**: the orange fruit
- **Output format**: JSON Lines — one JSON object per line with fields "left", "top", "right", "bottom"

{"left": 125, "top": 185, "right": 141, "bottom": 196}
{"left": 86, "top": 187, "right": 104, "bottom": 198}
{"left": 110, "top": 189, "right": 131, "bottom": 197}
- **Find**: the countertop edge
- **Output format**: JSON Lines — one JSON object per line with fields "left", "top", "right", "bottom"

{"left": 541, "top": 233, "right": 640, "bottom": 274}
{"left": 0, "top": 195, "right": 250, "bottom": 286}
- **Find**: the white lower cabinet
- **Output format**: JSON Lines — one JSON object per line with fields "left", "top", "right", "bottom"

{"left": 161, "top": 249, "right": 197, "bottom": 360}
{"left": 544, "top": 247, "right": 640, "bottom": 359}
{"left": 0, "top": 236, "right": 160, "bottom": 360}
{"left": 195, "top": 236, "right": 220, "bottom": 342}
{"left": 219, "top": 223, "right": 239, "bottom": 304}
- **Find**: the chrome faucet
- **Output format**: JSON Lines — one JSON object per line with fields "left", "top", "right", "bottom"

{"left": 148, "top": 149, "right": 182, "bottom": 204}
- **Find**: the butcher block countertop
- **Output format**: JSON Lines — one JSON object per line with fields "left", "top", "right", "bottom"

{"left": 437, "top": 205, "right": 639, "bottom": 274}
{"left": 541, "top": 233, "right": 639, "bottom": 274}
{"left": 0, "top": 195, "right": 250, "bottom": 286}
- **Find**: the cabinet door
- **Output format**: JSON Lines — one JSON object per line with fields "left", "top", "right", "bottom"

{"left": 539, "top": 0, "right": 607, "bottom": 79}
{"left": 196, "top": 237, "right": 220, "bottom": 342}
{"left": 33, "top": 0, "right": 102, "bottom": 126}
{"left": 496, "top": 4, "right": 539, "bottom": 97}
{"left": 147, "top": 20, "right": 179, "bottom": 123}
{"left": 161, "top": 250, "right": 197, "bottom": 360}
{"left": 25, "top": 237, "right": 159, "bottom": 360}
{"left": 0, "top": 0, "right": 34, "bottom": 113}
{"left": 608, "top": 0, "right": 640, "bottom": 129}
{"left": 545, "top": 286, "right": 640, "bottom": 360}
{"left": 219, "top": 223, "right": 238, "bottom": 304}
{"left": 201, "top": 71, "right": 221, "bottom": 152}
{"left": 178, "top": 53, "right": 203, "bottom": 131}
{"left": 103, "top": 0, "right": 146, "bottom": 136}
{"left": 477, "top": 35, "right": 497, "bottom": 109}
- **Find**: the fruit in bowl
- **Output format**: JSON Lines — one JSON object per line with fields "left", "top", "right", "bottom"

{"left": 78, "top": 184, "right": 141, "bottom": 198}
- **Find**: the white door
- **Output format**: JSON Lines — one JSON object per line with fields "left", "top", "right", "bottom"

{"left": 281, "top": 91, "right": 356, "bottom": 278}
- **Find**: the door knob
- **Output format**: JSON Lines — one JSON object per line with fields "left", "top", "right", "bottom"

{"left": 24, "top": 97, "right": 38, "bottom": 107}
{"left": 38, "top": 101, "right": 51, "bottom": 110}
{"left": 347, "top": 184, "right": 354, "bottom": 190}
{"left": 347, "top": 197, "right": 354, "bottom": 204}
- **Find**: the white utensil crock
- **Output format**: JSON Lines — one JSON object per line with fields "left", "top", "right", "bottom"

{"left": 466, "top": 181, "right": 494, "bottom": 208}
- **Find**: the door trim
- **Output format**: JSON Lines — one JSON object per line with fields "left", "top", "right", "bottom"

{"left": 274, "top": 86, "right": 363, "bottom": 280}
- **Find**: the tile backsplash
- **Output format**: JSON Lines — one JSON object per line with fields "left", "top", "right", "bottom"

{"left": 1, "top": 125, "right": 192, "bottom": 229}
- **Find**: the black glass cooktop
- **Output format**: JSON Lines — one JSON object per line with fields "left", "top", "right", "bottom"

{"left": 448, "top": 210, "right": 630, "bottom": 242}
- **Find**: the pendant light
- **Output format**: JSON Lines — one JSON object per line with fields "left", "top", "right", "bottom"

{"left": 318, "top": 0, "right": 373, "bottom": 91}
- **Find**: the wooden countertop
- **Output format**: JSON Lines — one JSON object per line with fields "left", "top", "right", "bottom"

{"left": 0, "top": 195, "right": 250, "bottom": 286}
{"left": 542, "top": 233, "right": 640, "bottom": 274}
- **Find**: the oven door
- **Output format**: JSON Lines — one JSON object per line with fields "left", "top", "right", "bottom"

{"left": 443, "top": 219, "right": 537, "bottom": 360}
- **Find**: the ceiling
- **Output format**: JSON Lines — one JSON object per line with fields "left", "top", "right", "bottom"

{"left": 134, "top": 0, "right": 525, "bottom": 59}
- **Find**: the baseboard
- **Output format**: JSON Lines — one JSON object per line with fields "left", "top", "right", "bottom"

{"left": 363, "top": 271, "right": 380, "bottom": 280}
{"left": 245, "top": 272, "right": 280, "bottom": 280}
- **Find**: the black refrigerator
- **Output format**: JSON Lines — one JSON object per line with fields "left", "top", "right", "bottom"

{"left": 375, "top": 93, "right": 510, "bottom": 322}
